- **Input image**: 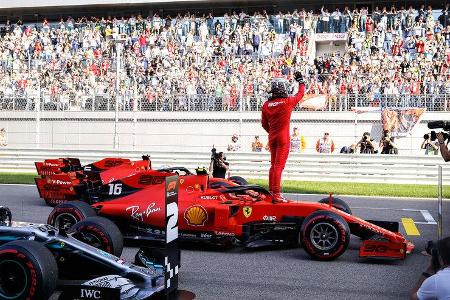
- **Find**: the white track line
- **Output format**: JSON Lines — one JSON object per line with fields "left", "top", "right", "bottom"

{"left": 419, "top": 210, "right": 437, "bottom": 225}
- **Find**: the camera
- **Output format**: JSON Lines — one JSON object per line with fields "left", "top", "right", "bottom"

{"left": 211, "top": 146, "right": 225, "bottom": 162}
{"left": 425, "top": 240, "right": 441, "bottom": 271}
{"left": 428, "top": 120, "right": 450, "bottom": 141}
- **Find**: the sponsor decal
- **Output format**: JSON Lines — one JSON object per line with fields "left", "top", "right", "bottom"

{"left": 200, "top": 233, "right": 212, "bottom": 239}
{"left": 104, "top": 159, "right": 124, "bottom": 168}
{"left": 200, "top": 195, "right": 218, "bottom": 200}
{"left": 179, "top": 179, "right": 184, "bottom": 184}
{"left": 43, "top": 163, "right": 59, "bottom": 166}
{"left": 184, "top": 205, "right": 208, "bottom": 226}
{"left": 268, "top": 101, "right": 284, "bottom": 107}
{"left": 215, "top": 231, "right": 236, "bottom": 237}
{"left": 126, "top": 203, "right": 161, "bottom": 222}
{"left": 167, "top": 181, "right": 177, "bottom": 197}
{"left": 186, "top": 186, "right": 194, "bottom": 193}
{"left": 243, "top": 206, "right": 252, "bottom": 218}
{"left": 51, "top": 179, "right": 71, "bottom": 185}
{"left": 180, "top": 233, "right": 197, "bottom": 238}
{"left": 263, "top": 215, "right": 277, "bottom": 221}
{"left": 167, "top": 181, "right": 176, "bottom": 191}
{"left": 194, "top": 184, "right": 200, "bottom": 190}
{"left": 59, "top": 278, "right": 121, "bottom": 299}
{"left": 364, "top": 244, "right": 388, "bottom": 253}
{"left": 80, "top": 289, "right": 102, "bottom": 299}
{"left": 138, "top": 175, "right": 165, "bottom": 185}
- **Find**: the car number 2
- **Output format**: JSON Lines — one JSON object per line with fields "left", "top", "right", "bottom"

{"left": 166, "top": 202, "right": 178, "bottom": 243}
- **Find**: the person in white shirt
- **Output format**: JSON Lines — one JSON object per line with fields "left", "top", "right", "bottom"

{"left": 410, "top": 237, "right": 450, "bottom": 300}
{"left": 316, "top": 132, "right": 335, "bottom": 153}
{"left": 227, "top": 134, "right": 241, "bottom": 151}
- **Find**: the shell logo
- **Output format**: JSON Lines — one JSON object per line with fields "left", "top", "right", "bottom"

{"left": 184, "top": 205, "right": 208, "bottom": 226}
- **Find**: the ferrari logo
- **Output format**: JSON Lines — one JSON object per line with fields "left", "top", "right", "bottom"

{"left": 180, "top": 179, "right": 184, "bottom": 184}
{"left": 243, "top": 206, "right": 252, "bottom": 218}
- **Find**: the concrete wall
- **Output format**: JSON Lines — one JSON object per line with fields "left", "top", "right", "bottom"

{"left": 1, "top": 111, "right": 449, "bottom": 155}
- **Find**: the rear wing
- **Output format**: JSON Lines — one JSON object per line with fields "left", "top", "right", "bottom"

{"left": 35, "top": 174, "right": 79, "bottom": 206}
{"left": 35, "top": 158, "right": 81, "bottom": 176}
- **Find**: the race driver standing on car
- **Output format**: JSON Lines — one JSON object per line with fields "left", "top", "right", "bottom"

{"left": 261, "top": 71, "right": 305, "bottom": 202}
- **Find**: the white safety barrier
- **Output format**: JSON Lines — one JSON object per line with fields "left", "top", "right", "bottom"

{"left": 1, "top": 148, "right": 449, "bottom": 185}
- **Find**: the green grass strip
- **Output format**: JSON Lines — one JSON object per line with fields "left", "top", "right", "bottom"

{"left": 248, "top": 179, "right": 450, "bottom": 198}
{"left": 0, "top": 173, "right": 37, "bottom": 184}
{"left": 0, "top": 173, "right": 447, "bottom": 198}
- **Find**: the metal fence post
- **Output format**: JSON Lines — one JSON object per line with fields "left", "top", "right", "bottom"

{"left": 36, "top": 94, "right": 40, "bottom": 148}
{"left": 133, "top": 86, "right": 137, "bottom": 150}
{"left": 438, "top": 165, "right": 443, "bottom": 240}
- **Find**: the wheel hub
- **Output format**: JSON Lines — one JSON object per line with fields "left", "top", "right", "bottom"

{"left": 0, "top": 260, "right": 27, "bottom": 297}
{"left": 310, "top": 222, "right": 339, "bottom": 251}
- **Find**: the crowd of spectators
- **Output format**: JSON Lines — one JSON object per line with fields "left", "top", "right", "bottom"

{"left": 0, "top": 5, "right": 449, "bottom": 111}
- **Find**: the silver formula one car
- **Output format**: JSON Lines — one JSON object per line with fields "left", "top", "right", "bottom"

{"left": 0, "top": 174, "right": 181, "bottom": 300}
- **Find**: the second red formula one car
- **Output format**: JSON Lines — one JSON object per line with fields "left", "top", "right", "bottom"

{"left": 46, "top": 167, "right": 414, "bottom": 261}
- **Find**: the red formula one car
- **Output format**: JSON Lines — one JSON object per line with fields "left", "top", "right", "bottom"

{"left": 35, "top": 156, "right": 249, "bottom": 207}
{"left": 44, "top": 165, "right": 414, "bottom": 261}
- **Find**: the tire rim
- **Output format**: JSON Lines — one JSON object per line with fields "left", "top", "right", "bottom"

{"left": 310, "top": 222, "right": 339, "bottom": 251}
{"left": 0, "top": 260, "right": 28, "bottom": 299}
{"left": 54, "top": 213, "right": 78, "bottom": 231}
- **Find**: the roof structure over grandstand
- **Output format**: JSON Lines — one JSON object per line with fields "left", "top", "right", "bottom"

{"left": 0, "top": 0, "right": 213, "bottom": 9}
{"left": 2, "top": 0, "right": 445, "bottom": 12}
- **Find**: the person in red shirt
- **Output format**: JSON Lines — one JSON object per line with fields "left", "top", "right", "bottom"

{"left": 261, "top": 72, "right": 305, "bottom": 201}
{"left": 416, "top": 38, "right": 425, "bottom": 54}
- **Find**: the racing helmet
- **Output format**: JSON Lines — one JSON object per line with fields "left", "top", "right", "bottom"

{"left": 269, "top": 78, "right": 289, "bottom": 98}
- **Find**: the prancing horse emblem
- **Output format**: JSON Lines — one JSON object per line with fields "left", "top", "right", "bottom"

{"left": 243, "top": 206, "right": 252, "bottom": 218}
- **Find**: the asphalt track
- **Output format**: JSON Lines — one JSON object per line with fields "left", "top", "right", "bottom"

{"left": 1, "top": 184, "right": 450, "bottom": 300}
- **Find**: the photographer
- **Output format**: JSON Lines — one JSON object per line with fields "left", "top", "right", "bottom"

{"left": 356, "top": 132, "right": 376, "bottom": 154}
{"left": 379, "top": 130, "right": 398, "bottom": 154}
{"left": 437, "top": 132, "right": 450, "bottom": 162}
{"left": 410, "top": 237, "right": 450, "bottom": 299}
{"left": 208, "top": 150, "right": 229, "bottom": 179}
{"left": 421, "top": 133, "right": 439, "bottom": 155}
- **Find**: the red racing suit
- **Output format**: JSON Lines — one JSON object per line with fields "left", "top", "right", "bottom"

{"left": 261, "top": 84, "right": 305, "bottom": 194}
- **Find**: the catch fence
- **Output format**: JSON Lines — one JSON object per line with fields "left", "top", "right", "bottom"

{"left": 2, "top": 94, "right": 450, "bottom": 113}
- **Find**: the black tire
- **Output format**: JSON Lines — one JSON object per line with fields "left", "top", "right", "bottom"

{"left": 47, "top": 200, "right": 96, "bottom": 230}
{"left": 318, "top": 197, "right": 352, "bottom": 215}
{"left": 0, "top": 240, "right": 58, "bottom": 300}
{"left": 70, "top": 216, "right": 124, "bottom": 257}
{"left": 229, "top": 176, "right": 248, "bottom": 185}
{"left": 300, "top": 210, "right": 350, "bottom": 261}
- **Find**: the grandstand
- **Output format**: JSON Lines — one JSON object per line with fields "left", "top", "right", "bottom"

{"left": 0, "top": 1, "right": 449, "bottom": 152}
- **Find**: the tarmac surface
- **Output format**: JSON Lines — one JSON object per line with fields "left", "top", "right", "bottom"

{"left": 1, "top": 184, "right": 449, "bottom": 300}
